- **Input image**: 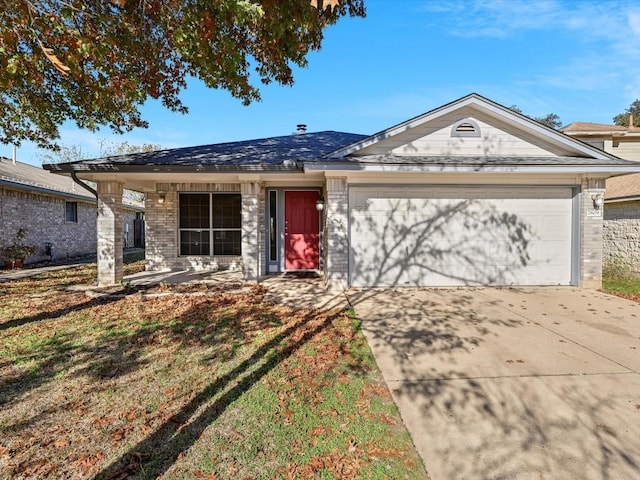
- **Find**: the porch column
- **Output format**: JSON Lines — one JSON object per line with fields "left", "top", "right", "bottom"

{"left": 325, "top": 176, "right": 349, "bottom": 290}
{"left": 581, "top": 178, "right": 605, "bottom": 289}
{"left": 241, "top": 181, "right": 260, "bottom": 282}
{"left": 97, "top": 180, "right": 124, "bottom": 286}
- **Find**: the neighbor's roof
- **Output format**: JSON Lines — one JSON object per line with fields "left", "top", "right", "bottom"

{"left": 0, "top": 157, "right": 144, "bottom": 209}
{"left": 45, "top": 131, "right": 368, "bottom": 173}
{"left": 561, "top": 122, "right": 629, "bottom": 133}
{"left": 606, "top": 173, "right": 640, "bottom": 201}
{"left": 561, "top": 122, "right": 640, "bottom": 137}
{"left": 0, "top": 157, "right": 94, "bottom": 200}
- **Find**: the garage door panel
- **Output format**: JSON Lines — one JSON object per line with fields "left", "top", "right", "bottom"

{"left": 349, "top": 187, "right": 573, "bottom": 287}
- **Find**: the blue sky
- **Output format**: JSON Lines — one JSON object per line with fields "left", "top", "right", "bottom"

{"left": 8, "top": 0, "right": 640, "bottom": 165}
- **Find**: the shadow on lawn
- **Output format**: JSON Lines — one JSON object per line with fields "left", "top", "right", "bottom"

{"left": 349, "top": 288, "right": 640, "bottom": 479}
{"left": 95, "top": 302, "right": 338, "bottom": 479}
{"left": 0, "top": 295, "right": 119, "bottom": 332}
{"left": 2, "top": 281, "right": 345, "bottom": 478}
{"left": 0, "top": 292, "right": 134, "bottom": 406}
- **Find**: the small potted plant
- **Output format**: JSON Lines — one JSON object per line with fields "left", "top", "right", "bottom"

{"left": 2, "top": 228, "right": 37, "bottom": 269}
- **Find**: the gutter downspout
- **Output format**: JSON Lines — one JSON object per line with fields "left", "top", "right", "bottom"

{"left": 70, "top": 171, "right": 97, "bottom": 199}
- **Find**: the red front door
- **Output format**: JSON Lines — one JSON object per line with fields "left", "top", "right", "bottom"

{"left": 285, "top": 191, "right": 320, "bottom": 270}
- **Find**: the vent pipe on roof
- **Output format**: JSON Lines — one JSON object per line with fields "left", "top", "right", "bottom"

{"left": 630, "top": 114, "right": 634, "bottom": 128}
{"left": 12, "top": 145, "right": 16, "bottom": 165}
{"left": 296, "top": 124, "right": 307, "bottom": 134}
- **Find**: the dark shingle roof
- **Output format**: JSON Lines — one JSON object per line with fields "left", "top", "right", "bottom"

{"left": 57, "top": 131, "right": 368, "bottom": 170}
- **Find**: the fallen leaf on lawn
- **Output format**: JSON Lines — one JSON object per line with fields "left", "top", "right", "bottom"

{"left": 111, "top": 428, "right": 128, "bottom": 445}
{"left": 193, "top": 471, "right": 219, "bottom": 479}
{"left": 53, "top": 438, "right": 69, "bottom": 448}
{"left": 283, "top": 409, "right": 294, "bottom": 425}
{"left": 75, "top": 451, "right": 104, "bottom": 470}
{"left": 278, "top": 464, "right": 297, "bottom": 480}
{"left": 367, "top": 443, "right": 406, "bottom": 460}
{"left": 309, "top": 425, "right": 332, "bottom": 437}
{"left": 227, "top": 461, "right": 240, "bottom": 476}
{"left": 347, "top": 437, "right": 358, "bottom": 453}
{"left": 93, "top": 416, "right": 113, "bottom": 428}
{"left": 0, "top": 445, "right": 9, "bottom": 456}
{"left": 379, "top": 413, "right": 398, "bottom": 425}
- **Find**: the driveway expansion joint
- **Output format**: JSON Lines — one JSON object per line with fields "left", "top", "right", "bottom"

{"left": 384, "top": 370, "right": 638, "bottom": 384}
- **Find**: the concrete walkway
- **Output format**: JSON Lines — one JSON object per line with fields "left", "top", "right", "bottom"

{"left": 0, "top": 261, "right": 92, "bottom": 283}
{"left": 1, "top": 260, "right": 347, "bottom": 312}
{"left": 0, "top": 249, "right": 144, "bottom": 284}
{"left": 348, "top": 287, "right": 640, "bottom": 480}
{"left": 125, "top": 269, "right": 348, "bottom": 311}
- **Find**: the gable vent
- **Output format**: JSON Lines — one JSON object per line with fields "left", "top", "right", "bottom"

{"left": 451, "top": 118, "right": 481, "bottom": 137}
{"left": 456, "top": 123, "right": 476, "bottom": 132}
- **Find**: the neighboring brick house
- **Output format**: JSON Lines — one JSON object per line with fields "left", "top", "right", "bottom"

{"left": 561, "top": 122, "right": 640, "bottom": 272}
{"left": 0, "top": 157, "right": 144, "bottom": 265}
{"left": 46, "top": 94, "right": 640, "bottom": 288}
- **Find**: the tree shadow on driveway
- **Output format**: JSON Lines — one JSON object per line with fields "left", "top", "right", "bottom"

{"left": 348, "top": 287, "right": 640, "bottom": 480}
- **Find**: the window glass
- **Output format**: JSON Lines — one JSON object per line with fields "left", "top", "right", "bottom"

{"left": 179, "top": 194, "right": 210, "bottom": 229}
{"left": 179, "top": 193, "right": 241, "bottom": 256}
{"left": 65, "top": 201, "right": 78, "bottom": 223}
{"left": 212, "top": 194, "right": 242, "bottom": 229}
{"left": 213, "top": 230, "right": 241, "bottom": 256}
{"left": 269, "top": 191, "right": 277, "bottom": 261}
{"left": 179, "top": 230, "right": 210, "bottom": 256}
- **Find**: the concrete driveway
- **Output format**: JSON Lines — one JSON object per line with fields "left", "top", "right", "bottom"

{"left": 348, "top": 287, "right": 640, "bottom": 480}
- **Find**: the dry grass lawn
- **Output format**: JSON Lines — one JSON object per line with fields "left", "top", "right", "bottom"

{"left": 0, "top": 261, "right": 427, "bottom": 479}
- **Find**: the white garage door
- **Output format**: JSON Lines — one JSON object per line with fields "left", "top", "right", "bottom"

{"left": 349, "top": 186, "right": 574, "bottom": 287}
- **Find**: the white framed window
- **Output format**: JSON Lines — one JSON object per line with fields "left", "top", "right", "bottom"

{"left": 179, "top": 193, "right": 242, "bottom": 256}
{"left": 65, "top": 201, "right": 78, "bottom": 223}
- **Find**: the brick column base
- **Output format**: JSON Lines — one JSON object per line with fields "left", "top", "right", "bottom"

{"left": 241, "top": 182, "right": 260, "bottom": 282}
{"left": 97, "top": 181, "right": 124, "bottom": 286}
{"left": 581, "top": 178, "right": 605, "bottom": 289}
{"left": 325, "top": 177, "right": 349, "bottom": 290}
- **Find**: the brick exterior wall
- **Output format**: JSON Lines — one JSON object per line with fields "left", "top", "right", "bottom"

{"left": 603, "top": 200, "right": 640, "bottom": 273}
{"left": 0, "top": 185, "right": 143, "bottom": 268}
{"left": 581, "top": 178, "right": 605, "bottom": 289}
{"left": 138, "top": 177, "right": 604, "bottom": 291}
{"left": 0, "top": 187, "right": 96, "bottom": 264}
{"left": 145, "top": 183, "right": 244, "bottom": 272}
{"left": 324, "top": 177, "right": 349, "bottom": 290}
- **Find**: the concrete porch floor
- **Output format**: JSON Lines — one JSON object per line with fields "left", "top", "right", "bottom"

{"left": 124, "top": 269, "right": 348, "bottom": 312}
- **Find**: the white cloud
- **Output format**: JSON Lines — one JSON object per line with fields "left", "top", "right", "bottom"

{"left": 422, "top": 0, "right": 616, "bottom": 38}
{"left": 421, "top": 1, "right": 640, "bottom": 102}
{"left": 628, "top": 10, "right": 640, "bottom": 35}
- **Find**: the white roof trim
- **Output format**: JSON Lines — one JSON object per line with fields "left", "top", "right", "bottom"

{"left": 325, "top": 93, "right": 618, "bottom": 161}
{"left": 305, "top": 163, "right": 640, "bottom": 175}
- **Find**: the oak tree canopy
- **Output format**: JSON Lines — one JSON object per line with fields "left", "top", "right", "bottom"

{"left": 509, "top": 105, "right": 562, "bottom": 129}
{"left": 0, "top": 0, "right": 365, "bottom": 150}
{"left": 613, "top": 99, "right": 640, "bottom": 127}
